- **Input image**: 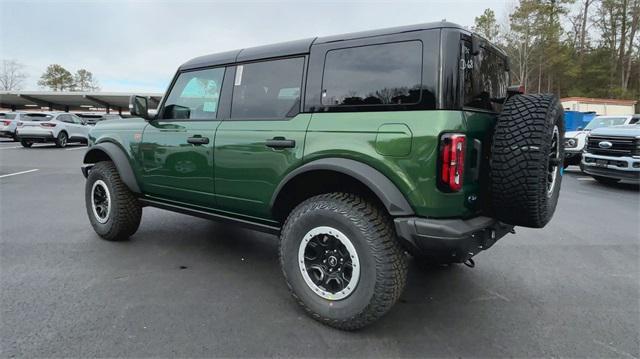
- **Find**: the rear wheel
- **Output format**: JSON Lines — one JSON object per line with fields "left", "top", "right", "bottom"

{"left": 55, "top": 131, "right": 68, "bottom": 148}
{"left": 593, "top": 176, "right": 620, "bottom": 185}
{"left": 490, "top": 94, "right": 564, "bottom": 228}
{"left": 20, "top": 140, "right": 33, "bottom": 148}
{"left": 85, "top": 161, "right": 142, "bottom": 241}
{"left": 280, "top": 193, "right": 407, "bottom": 330}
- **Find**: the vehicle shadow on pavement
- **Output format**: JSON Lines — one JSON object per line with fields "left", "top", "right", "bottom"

{"left": 140, "top": 218, "right": 528, "bottom": 335}
{"left": 563, "top": 166, "right": 639, "bottom": 191}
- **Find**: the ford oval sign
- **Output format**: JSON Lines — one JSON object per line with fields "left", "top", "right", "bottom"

{"left": 598, "top": 141, "right": 613, "bottom": 149}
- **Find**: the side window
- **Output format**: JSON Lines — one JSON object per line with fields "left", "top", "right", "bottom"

{"left": 231, "top": 57, "right": 304, "bottom": 119}
{"left": 461, "top": 40, "right": 508, "bottom": 111}
{"left": 58, "top": 114, "right": 72, "bottom": 123}
{"left": 321, "top": 41, "right": 422, "bottom": 106}
{"left": 162, "top": 67, "right": 225, "bottom": 120}
{"left": 70, "top": 115, "right": 82, "bottom": 124}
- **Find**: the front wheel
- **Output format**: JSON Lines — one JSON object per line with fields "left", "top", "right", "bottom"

{"left": 85, "top": 161, "right": 142, "bottom": 241}
{"left": 280, "top": 193, "right": 407, "bottom": 330}
{"left": 20, "top": 140, "right": 33, "bottom": 148}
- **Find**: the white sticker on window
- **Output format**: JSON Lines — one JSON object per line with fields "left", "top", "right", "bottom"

{"left": 234, "top": 66, "right": 243, "bottom": 86}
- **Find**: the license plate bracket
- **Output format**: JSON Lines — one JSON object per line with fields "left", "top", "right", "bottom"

{"left": 596, "top": 159, "right": 608, "bottom": 168}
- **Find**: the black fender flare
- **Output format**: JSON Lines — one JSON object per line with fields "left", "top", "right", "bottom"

{"left": 83, "top": 142, "right": 141, "bottom": 194}
{"left": 270, "top": 158, "right": 414, "bottom": 216}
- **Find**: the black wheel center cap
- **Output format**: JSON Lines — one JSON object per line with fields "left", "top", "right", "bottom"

{"left": 328, "top": 256, "right": 338, "bottom": 267}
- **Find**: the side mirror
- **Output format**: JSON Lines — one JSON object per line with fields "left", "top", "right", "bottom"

{"left": 129, "top": 95, "right": 150, "bottom": 120}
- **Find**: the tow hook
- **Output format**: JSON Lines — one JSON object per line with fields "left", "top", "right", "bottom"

{"left": 464, "top": 258, "right": 475, "bottom": 268}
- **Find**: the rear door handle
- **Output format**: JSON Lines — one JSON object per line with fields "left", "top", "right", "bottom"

{"left": 187, "top": 136, "right": 209, "bottom": 145}
{"left": 266, "top": 137, "right": 295, "bottom": 149}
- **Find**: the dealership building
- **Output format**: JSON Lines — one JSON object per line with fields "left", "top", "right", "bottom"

{"left": 561, "top": 97, "right": 638, "bottom": 116}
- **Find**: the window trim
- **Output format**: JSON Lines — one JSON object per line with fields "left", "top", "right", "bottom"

{"left": 156, "top": 66, "right": 227, "bottom": 122}
{"left": 227, "top": 55, "right": 307, "bottom": 121}
{"left": 319, "top": 40, "right": 424, "bottom": 109}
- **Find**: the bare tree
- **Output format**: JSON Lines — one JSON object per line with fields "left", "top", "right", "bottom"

{"left": 73, "top": 69, "right": 100, "bottom": 91}
{"left": 0, "top": 59, "right": 28, "bottom": 90}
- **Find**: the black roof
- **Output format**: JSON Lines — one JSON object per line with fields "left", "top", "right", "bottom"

{"left": 180, "top": 21, "right": 466, "bottom": 70}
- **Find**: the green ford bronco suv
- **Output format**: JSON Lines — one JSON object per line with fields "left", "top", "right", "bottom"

{"left": 82, "top": 22, "right": 564, "bottom": 330}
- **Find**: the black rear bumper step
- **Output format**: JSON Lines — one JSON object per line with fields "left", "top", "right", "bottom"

{"left": 394, "top": 216, "right": 513, "bottom": 263}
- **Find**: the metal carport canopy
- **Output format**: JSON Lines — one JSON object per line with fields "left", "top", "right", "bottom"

{"left": 0, "top": 91, "right": 163, "bottom": 113}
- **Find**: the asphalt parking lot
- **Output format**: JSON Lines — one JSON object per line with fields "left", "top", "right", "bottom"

{"left": 1, "top": 138, "right": 638, "bottom": 358}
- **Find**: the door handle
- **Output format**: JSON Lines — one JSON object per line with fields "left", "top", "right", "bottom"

{"left": 187, "top": 136, "right": 209, "bottom": 145}
{"left": 266, "top": 137, "right": 295, "bottom": 149}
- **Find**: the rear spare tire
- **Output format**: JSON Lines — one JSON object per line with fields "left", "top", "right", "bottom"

{"left": 490, "top": 94, "right": 564, "bottom": 228}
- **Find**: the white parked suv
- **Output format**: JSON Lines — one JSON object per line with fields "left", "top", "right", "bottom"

{"left": 564, "top": 115, "right": 640, "bottom": 168}
{"left": 16, "top": 112, "right": 90, "bottom": 148}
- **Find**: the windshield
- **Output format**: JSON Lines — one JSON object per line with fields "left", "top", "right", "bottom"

{"left": 0, "top": 114, "right": 17, "bottom": 119}
{"left": 584, "top": 117, "right": 627, "bottom": 130}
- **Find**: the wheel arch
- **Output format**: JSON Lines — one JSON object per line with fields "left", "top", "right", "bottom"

{"left": 270, "top": 158, "right": 414, "bottom": 223}
{"left": 83, "top": 142, "right": 141, "bottom": 193}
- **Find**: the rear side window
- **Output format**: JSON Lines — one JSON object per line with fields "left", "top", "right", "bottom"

{"left": 162, "top": 67, "right": 225, "bottom": 120}
{"left": 461, "top": 40, "right": 508, "bottom": 111}
{"left": 58, "top": 114, "right": 73, "bottom": 123}
{"left": 321, "top": 41, "right": 422, "bottom": 106}
{"left": 231, "top": 57, "right": 304, "bottom": 119}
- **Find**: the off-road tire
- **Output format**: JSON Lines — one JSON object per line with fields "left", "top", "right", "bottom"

{"left": 593, "top": 176, "right": 620, "bottom": 185}
{"left": 280, "top": 192, "right": 408, "bottom": 330}
{"left": 490, "top": 94, "right": 564, "bottom": 228}
{"left": 85, "top": 161, "right": 142, "bottom": 241}
{"left": 20, "top": 140, "right": 32, "bottom": 148}
{"left": 55, "top": 131, "right": 68, "bottom": 148}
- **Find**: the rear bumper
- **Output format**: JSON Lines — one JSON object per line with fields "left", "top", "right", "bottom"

{"left": 394, "top": 216, "right": 513, "bottom": 262}
{"left": 0, "top": 130, "right": 15, "bottom": 138}
{"left": 17, "top": 133, "right": 55, "bottom": 142}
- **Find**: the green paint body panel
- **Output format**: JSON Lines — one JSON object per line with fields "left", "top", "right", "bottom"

{"left": 305, "top": 110, "right": 494, "bottom": 218}
{"left": 88, "top": 117, "right": 148, "bottom": 179}
{"left": 86, "top": 110, "right": 497, "bottom": 224}
{"left": 213, "top": 114, "right": 311, "bottom": 219}
{"left": 139, "top": 120, "right": 220, "bottom": 207}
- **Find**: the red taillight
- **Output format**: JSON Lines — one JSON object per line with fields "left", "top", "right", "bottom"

{"left": 1, "top": 120, "right": 11, "bottom": 126}
{"left": 439, "top": 133, "right": 466, "bottom": 192}
{"left": 40, "top": 123, "right": 56, "bottom": 128}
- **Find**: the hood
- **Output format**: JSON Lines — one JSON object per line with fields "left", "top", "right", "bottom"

{"left": 589, "top": 125, "right": 640, "bottom": 138}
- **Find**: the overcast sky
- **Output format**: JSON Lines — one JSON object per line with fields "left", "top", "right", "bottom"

{"left": 1, "top": 0, "right": 513, "bottom": 93}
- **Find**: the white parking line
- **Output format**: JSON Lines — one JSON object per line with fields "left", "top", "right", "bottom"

{"left": 0, "top": 169, "right": 39, "bottom": 179}
{"left": 577, "top": 177, "right": 595, "bottom": 181}
{"left": 65, "top": 146, "right": 87, "bottom": 151}
{"left": 0, "top": 146, "right": 22, "bottom": 150}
